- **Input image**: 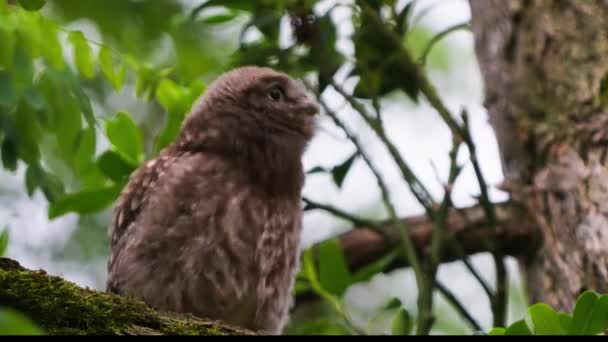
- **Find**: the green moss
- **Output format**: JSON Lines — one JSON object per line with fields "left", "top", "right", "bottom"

{"left": 163, "top": 321, "right": 228, "bottom": 336}
{"left": 0, "top": 268, "right": 158, "bottom": 335}
{"left": 0, "top": 259, "right": 254, "bottom": 335}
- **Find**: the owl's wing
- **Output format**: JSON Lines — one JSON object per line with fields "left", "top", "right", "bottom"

{"left": 105, "top": 151, "right": 232, "bottom": 296}
{"left": 106, "top": 152, "right": 178, "bottom": 293}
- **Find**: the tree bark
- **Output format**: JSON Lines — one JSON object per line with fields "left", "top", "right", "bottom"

{"left": 469, "top": 0, "right": 608, "bottom": 311}
{"left": 333, "top": 202, "right": 540, "bottom": 272}
{"left": 0, "top": 258, "right": 254, "bottom": 335}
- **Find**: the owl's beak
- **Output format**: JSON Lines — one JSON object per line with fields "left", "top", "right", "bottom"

{"left": 300, "top": 99, "right": 319, "bottom": 117}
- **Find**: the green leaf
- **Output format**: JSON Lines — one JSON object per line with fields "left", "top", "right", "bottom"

{"left": 0, "top": 307, "right": 44, "bottom": 335}
{"left": 351, "top": 249, "right": 399, "bottom": 284}
{"left": 39, "top": 17, "right": 64, "bottom": 70}
{"left": 154, "top": 78, "right": 193, "bottom": 151}
{"left": 505, "top": 319, "right": 532, "bottom": 336}
{"left": 331, "top": 152, "right": 358, "bottom": 189}
{"left": 307, "top": 12, "right": 344, "bottom": 91}
{"left": 317, "top": 238, "right": 352, "bottom": 297}
{"left": 1, "top": 138, "right": 18, "bottom": 171}
{"left": 302, "top": 248, "right": 343, "bottom": 313}
{"left": 0, "top": 27, "right": 15, "bottom": 68}
{"left": 52, "top": 86, "right": 82, "bottom": 160}
{"left": 528, "top": 303, "right": 566, "bottom": 335}
{"left": 287, "top": 318, "right": 353, "bottom": 336}
{"left": 199, "top": 12, "right": 239, "bottom": 24}
{"left": 25, "top": 164, "right": 62, "bottom": 200}
{"left": 25, "top": 165, "right": 37, "bottom": 197}
{"left": 488, "top": 328, "right": 506, "bottom": 336}
{"left": 68, "top": 74, "right": 96, "bottom": 128}
{"left": 26, "top": 164, "right": 64, "bottom": 202}
{"left": 0, "top": 71, "right": 16, "bottom": 107}
{"left": 391, "top": 308, "right": 412, "bottom": 335}
{"left": 383, "top": 297, "right": 403, "bottom": 310}
{"left": 48, "top": 184, "right": 123, "bottom": 219}
{"left": 18, "top": 0, "right": 46, "bottom": 11}
{"left": 68, "top": 31, "right": 95, "bottom": 79}
{"left": 570, "top": 290, "right": 608, "bottom": 335}
{"left": 105, "top": 111, "right": 144, "bottom": 165}
{"left": 14, "top": 101, "right": 42, "bottom": 164}
{"left": 558, "top": 313, "right": 573, "bottom": 334}
{"left": 294, "top": 278, "right": 311, "bottom": 296}
{"left": 156, "top": 78, "right": 189, "bottom": 115}
{"left": 98, "top": 46, "right": 125, "bottom": 92}
{"left": 73, "top": 127, "right": 96, "bottom": 173}
{"left": 395, "top": 2, "right": 414, "bottom": 36}
{"left": 0, "top": 228, "right": 8, "bottom": 257}
{"left": 97, "top": 150, "right": 136, "bottom": 183}
{"left": 195, "top": 0, "right": 254, "bottom": 12}
{"left": 306, "top": 166, "right": 328, "bottom": 175}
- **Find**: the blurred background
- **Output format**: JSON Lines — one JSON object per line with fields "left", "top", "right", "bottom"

{"left": 0, "top": 0, "right": 528, "bottom": 335}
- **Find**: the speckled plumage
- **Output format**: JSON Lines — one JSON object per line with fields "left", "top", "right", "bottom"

{"left": 105, "top": 66, "right": 318, "bottom": 335}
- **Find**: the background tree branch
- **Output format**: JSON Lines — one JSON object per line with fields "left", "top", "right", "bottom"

{"left": 311, "top": 202, "right": 541, "bottom": 278}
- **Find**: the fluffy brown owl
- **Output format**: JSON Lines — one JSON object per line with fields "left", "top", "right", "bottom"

{"left": 105, "top": 66, "right": 318, "bottom": 335}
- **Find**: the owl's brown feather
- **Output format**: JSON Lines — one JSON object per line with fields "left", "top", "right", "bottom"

{"left": 106, "top": 66, "right": 318, "bottom": 334}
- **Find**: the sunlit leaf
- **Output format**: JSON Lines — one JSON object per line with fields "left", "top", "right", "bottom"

{"left": 0, "top": 228, "right": 9, "bottom": 257}
{"left": 68, "top": 30, "right": 95, "bottom": 79}
{"left": 528, "top": 303, "right": 566, "bottom": 335}
{"left": 199, "top": 12, "right": 239, "bottom": 25}
{"left": 105, "top": 111, "right": 144, "bottom": 165}
{"left": 317, "top": 238, "right": 352, "bottom": 297}
{"left": 48, "top": 184, "right": 123, "bottom": 219}
{"left": 558, "top": 313, "right": 573, "bottom": 334}
{"left": 570, "top": 290, "right": 608, "bottom": 335}
{"left": 39, "top": 17, "right": 64, "bottom": 70}
{"left": 99, "top": 46, "right": 125, "bottom": 92}
{"left": 488, "top": 327, "right": 506, "bottom": 336}
{"left": 302, "top": 248, "right": 343, "bottom": 313}
{"left": 391, "top": 308, "right": 412, "bottom": 335}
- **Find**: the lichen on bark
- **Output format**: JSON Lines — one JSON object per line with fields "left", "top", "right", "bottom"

{"left": 0, "top": 258, "right": 254, "bottom": 335}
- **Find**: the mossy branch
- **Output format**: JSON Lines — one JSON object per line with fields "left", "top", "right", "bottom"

{"left": 0, "top": 258, "right": 255, "bottom": 336}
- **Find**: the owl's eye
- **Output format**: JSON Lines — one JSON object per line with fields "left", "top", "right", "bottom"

{"left": 267, "top": 86, "right": 284, "bottom": 102}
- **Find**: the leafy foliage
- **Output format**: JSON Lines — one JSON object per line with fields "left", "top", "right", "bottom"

{"left": 0, "top": 307, "right": 44, "bottom": 335}
{"left": 3, "top": 0, "right": 581, "bottom": 337}
{"left": 490, "top": 291, "right": 608, "bottom": 336}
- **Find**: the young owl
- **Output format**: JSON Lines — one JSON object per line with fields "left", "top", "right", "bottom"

{"left": 105, "top": 66, "right": 318, "bottom": 335}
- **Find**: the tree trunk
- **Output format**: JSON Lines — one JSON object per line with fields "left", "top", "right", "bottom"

{"left": 0, "top": 258, "right": 254, "bottom": 335}
{"left": 470, "top": 0, "right": 608, "bottom": 311}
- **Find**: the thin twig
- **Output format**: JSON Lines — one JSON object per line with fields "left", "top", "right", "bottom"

{"left": 435, "top": 280, "right": 483, "bottom": 332}
{"left": 304, "top": 79, "right": 424, "bottom": 287}
{"left": 358, "top": 2, "right": 510, "bottom": 332}
{"left": 460, "top": 110, "right": 508, "bottom": 327}
{"left": 302, "top": 197, "right": 392, "bottom": 241}
{"left": 419, "top": 22, "right": 471, "bottom": 65}
{"left": 329, "top": 79, "right": 436, "bottom": 217}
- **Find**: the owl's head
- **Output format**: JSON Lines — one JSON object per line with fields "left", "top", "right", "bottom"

{"left": 178, "top": 66, "right": 319, "bottom": 152}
